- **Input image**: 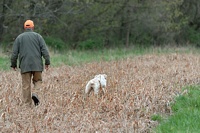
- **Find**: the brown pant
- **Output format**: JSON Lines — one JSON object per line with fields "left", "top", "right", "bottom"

{"left": 21, "top": 71, "right": 42, "bottom": 107}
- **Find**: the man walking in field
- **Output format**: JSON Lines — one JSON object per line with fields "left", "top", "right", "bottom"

{"left": 11, "top": 20, "right": 50, "bottom": 107}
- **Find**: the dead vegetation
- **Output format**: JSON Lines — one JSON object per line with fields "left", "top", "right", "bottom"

{"left": 0, "top": 53, "right": 199, "bottom": 132}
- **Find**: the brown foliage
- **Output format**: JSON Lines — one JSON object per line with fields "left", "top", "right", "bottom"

{"left": 0, "top": 53, "right": 199, "bottom": 132}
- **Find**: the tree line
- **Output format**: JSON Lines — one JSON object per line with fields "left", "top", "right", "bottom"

{"left": 0, "top": 0, "right": 200, "bottom": 51}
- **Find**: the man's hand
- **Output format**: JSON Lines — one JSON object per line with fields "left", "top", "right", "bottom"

{"left": 45, "top": 65, "right": 49, "bottom": 70}
{"left": 12, "top": 67, "right": 17, "bottom": 71}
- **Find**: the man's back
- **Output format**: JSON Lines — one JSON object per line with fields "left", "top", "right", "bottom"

{"left": 11, "top": 29, "right": 50, "bottom": 73}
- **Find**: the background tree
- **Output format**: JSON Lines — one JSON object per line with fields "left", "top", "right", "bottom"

{"left": 0, "top": 0, "right": 199, "bottom": 51}
{"left": 177, "top": 0, "right": 200, "bottom": 45}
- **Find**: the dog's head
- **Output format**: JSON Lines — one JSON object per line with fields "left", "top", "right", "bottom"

{"left": 94, "top": 74, "right": 107, "bottom": 87}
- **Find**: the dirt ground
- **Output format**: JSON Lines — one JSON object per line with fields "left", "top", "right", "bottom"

{"left": 0, "top": 53, "right": 199, "bottom": 132}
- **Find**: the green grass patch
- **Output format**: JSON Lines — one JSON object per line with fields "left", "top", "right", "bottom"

{"left": 0, "top": 56, "right": 10, "bottom": 71}
{"left": 153, "top": 85, "right": 200, "bottom": 133}
{"left": 151, "top": 114, "right": 163, "bottom": 122}
{"left": 50, "top": 46, "right": 150, "bottom": 67}
{"left": 50, "top": 46, "right": 200, "bottom": 67}
{"left": 0, "top": 46, "right": 200, "bottom": 70}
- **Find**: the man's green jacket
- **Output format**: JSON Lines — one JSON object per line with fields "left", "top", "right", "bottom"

{"left": 11, "top": 29, "right": 50, "bottom": 73}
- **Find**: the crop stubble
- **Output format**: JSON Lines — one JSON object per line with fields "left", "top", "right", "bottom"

{"left": 0, "top": 53, "right": 199, "bottom": 132}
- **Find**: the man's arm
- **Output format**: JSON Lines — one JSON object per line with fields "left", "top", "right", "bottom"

{"left": 38, "top": 35, "right": 50, "bottom": 68}
{"left": 11, "top": 38, "right": 19, "bottom": 70}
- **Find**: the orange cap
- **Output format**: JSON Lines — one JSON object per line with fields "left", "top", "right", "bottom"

{"left": 24, "top": 20, "right": 34, "bottom": 29}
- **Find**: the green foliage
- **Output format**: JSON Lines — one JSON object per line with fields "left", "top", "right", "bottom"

{"left": 187, "top": 27, "right": 200, "bottom": 46}
{"left": 1, "top": 41, "right": 13, "bottom": 53}
{"left": 44, "top": 36, "right": 67, "bottom": 51}
{"left": 1, "top": 0, "right": 199, "bottom": 48}
{"left": 77, "top": 37, "right": 104, "bottom": 50}
{"left": 154, "top": 85, "right": 200, "bottom": 133}
{"left": 131, "top": 33, "right": 153, "bottom": 47}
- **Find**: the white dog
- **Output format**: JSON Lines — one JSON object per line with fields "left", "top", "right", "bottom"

{"left": 85, "top": 74, "right": 107, "bottom": 95}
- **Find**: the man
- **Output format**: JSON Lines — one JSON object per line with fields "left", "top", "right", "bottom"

{"left": 11, "top": 20, "right": 50, "bottom": 107}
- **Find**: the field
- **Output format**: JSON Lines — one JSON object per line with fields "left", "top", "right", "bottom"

{"left": 0, "top": 51, "right": 200, "bottom": 132}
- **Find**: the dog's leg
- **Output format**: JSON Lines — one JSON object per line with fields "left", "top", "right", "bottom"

{"left": 102, "top": 87, "right": 106, "bottom": 94}
{"left": 94, "top": 87, "right": 99, "bottom": 95}
{"left": 93, "top": 87, "right": 99, "bottom": 99}
{"left": 85, "top": 84, "right": 92, "bottom": 94}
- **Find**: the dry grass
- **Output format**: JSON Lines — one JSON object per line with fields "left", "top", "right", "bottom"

{"left": 0, "top": 53, "right": 199, "bottom": 132}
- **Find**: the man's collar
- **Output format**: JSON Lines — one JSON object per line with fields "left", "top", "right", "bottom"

{"left": 25, "top": 28, "right": 33, "bottom": 32}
